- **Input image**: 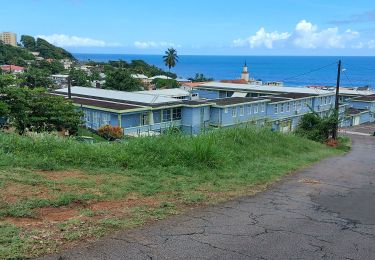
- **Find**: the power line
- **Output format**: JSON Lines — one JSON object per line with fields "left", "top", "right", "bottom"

{"left": 282, "top": 61, "right": 337, "bottom": 81}
{"left": 342, "top": 69, "right": 354, "bottom": 87}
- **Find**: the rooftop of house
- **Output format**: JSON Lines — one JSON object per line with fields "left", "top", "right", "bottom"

{"left": 273, "top": 92, "right": 319, "bottom": 99}
{"left": 135, "top": 88, "right": 190, "bottom": 97}
{"left": 220, "top": 79, "right": 249, "bottom": 84}
{"left": 198, "top": 82, "right": 332, "bottom": 95}
{"left": 149, "top": 75, "right": 172, "bottom": 80}
{"left": 55, "top": 87, "right": 182, "bottom": 105}
{"left": 131, "top": 74, "right": 148, "bottom": 79}
{"left": 347, "top": 107, "right": 369, "bottom": 115}
{"left": 51, "top": 74, "right": 69, "bottom": 78}
{"left": 72, "top": 97, "right": 143, "bottom": 111}
{"left": 350, "top": 95, "right": 375, "bottom": 102}
{"left": 0, "top": 65, "right": 25, "bottom": 71}
{"left": 213, "top": 97, "right": 269, "bottom": 106}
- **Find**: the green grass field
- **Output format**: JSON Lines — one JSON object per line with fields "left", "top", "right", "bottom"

{"left": 0, "top": 127, "right": 348, "bottom": 258}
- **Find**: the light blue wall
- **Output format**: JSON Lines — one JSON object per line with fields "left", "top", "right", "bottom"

{"left": 266, "top": 98, "right": 314, "bottom": 121}
{"left": 181, "top": 106, "right": 210, "bottom": 135}
{"left": 350, "top": 100, "right": 375, "bottom": 112}
{"left": 192, "top": 89, "right": 220, "bottom": 99}
{"left": 213, "top": 102, "right": 267, "bottom": 127}
{"left": 81, "top": 107, "right": 118, "bottom": 130}
{"left": 122, "top": 113, "right": 141, "bottom": 128}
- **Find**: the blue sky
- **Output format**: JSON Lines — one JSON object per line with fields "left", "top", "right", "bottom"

{"left": 1, "top": 0, "right": 375, "bottom": 55}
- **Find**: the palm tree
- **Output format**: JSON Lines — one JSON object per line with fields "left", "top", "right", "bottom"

{"left": 163, "top": 48, "right": 179, "bottom": 72}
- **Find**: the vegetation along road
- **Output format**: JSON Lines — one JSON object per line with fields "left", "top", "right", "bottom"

{"left": 39, "top": 124, "right": 375, "bottom": 259}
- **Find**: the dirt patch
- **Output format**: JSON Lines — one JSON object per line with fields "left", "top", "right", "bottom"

{"left": 36, "top": 170, "right": 88, "bottom": 182}
{"left": 89, "top": 196, "right": 161, "bottom": 212}
{"left": 0, "top": 182, "right": 55, "bottom": 203}
{"left": 36, "top": 207, "right": 79, "bottom": 222}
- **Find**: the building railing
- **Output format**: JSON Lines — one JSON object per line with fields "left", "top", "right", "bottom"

{"left": 123, "top": 120, "right": 182, "bottom": 136}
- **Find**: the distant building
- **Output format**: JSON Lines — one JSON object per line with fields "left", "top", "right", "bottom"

{"left": 0, "top": 65, "right": 25, "bottom": 73}
{"left": 0, "top": 32, "right": 17, "bottom": 47}
{"left": 241, "top": 61, "right": 250, "bottom": 82}
{"left": 51, "top": 74, "right": 69, "bottom": 88}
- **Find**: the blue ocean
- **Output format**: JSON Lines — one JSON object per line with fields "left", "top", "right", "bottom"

{"left": 74, "top": 54, "right": 375, "bottom": 89}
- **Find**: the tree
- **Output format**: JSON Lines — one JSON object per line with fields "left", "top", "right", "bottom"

{"left": 188, "top": 73, "right": 214, "bottom": 82}
{"left": 20, "top": 35, "right": 36, "bottom": 50}
{"left": 152, "top": 78, "right": 179, "bottom": 89}
{"left": 0, "top": 74, "right": 18, "bottom": 88}
{"left": 69, "top": 68, "right": 90, "bottom": 87}
{"left": 295, "top": 109, "right": 339, "bottom": 143}
{"left": 37, "top": 60, "right": 65, "bottom": 74}
{"left": 22, "top": 67, "right": 52, "bottom": 89}
{"left": 163, "top": 48, "right": 178, "bottom": 72}
{"left": 103, "top": 69, "right": 143, "bottom": 91}
{"left": 0, "top": 87, "right": 82, "bottom": 134}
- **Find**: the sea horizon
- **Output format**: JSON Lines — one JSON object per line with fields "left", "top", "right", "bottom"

{"left": 74, "top": 53, "right": 375, "bottom": 89}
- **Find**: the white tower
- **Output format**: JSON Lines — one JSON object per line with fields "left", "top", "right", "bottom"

{"left": 241, "top": 61, "right": 250, "bottom": 82}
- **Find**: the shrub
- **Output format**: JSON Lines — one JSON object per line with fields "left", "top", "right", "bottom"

{"left": 97, "top": 125, "right": 123, "bottom": 141}
{"left": 295, "top": 109, "right": 338, "bottom": 142}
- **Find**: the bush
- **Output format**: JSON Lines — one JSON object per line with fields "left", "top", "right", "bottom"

{"left": 295, "top": 110, "right": 338, "bottom": 142}
{"left": 97, "top": 125, "right": 123, "bottom": 141}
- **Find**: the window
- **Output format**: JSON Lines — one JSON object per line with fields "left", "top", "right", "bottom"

{"left": 92, "top": 112, "right": 99, "bottom": 124}
{"left": 254, "top": 105, "right": 259, "bottom": 114}
{"left": 248, "top": 105, "right": 252, "bottom": 115}
{"left": 286, "top": 102, "right": 290, "bottom": 112}
{"left": 292, "top": 102, "right": 296, "bottom": 111}
{"left": 240, "top": 106, "right": 244, "bottom": 116}
{"left": 232, "top": 107, "right": 237, "bottom": 117}
{"left": 274, "top": 104, "right": 278, "bottom": 114}
{"left": 261, "top": 103, "right": 265, "bottom": 112}
{"left": 101, "top": 113, "right": 111, "bottom": 125}
{"left": 224, "top": 107, "right": 228, "bottom": 113}
{"left": 141, "top": 113, "right": 149, "bottom": 125}
{"left": 162, "top": 109, "right": 171, "bottom": 122}
{"left": 172, "top": 108, "right": 182, "bottom": 120}
{"left": 280, "top": 103, "right": 284, "bottom": 113}
{"left": 297, "top": 101, "right": 302, "bottom": 111}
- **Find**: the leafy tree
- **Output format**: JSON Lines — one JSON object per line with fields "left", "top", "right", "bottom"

{"left": 69, "top": 68, "right": 90, "bottom": 87}
{"left": 37, "top": 60, "right": 65, "bottom": 74}
{"left": 295, "top": 109, "right": 338, "bottom": 142}
{"left": 188, "top": 73, "right": 214, "bottom": 82}
{"left": 20, "top": 35, "right": 36, "bottom": 50}
{"left": 22, "top": 67, "right": 52, "bottom": 88}
{"left": 0, "top": 87, "right": 82, "bottom": 134}
{"left": 163, "top": 48, "right": 178, "bottom": 72}
{"left": 152, "top": 78, "right": 179, "bottom": 89}
{"left": 0, "top": 74, "right": 18, "bottom": 88}
{"left": 103, "top": 69, "right": 143, "bottom": 91}
{"left": 0, "top": 41, "right": 35, "bottom": 66}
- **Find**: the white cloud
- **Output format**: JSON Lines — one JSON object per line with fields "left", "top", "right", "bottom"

{"left": 233, "top": 20, "right": 364, "bottom": 50}
{"left": 134, "top": 41, "right": 181, "bottom": 49}
{"left": 35, "top": 34, "right": 120, "bottom": 47}
{"left": 293, "top": 20, "right": 359, "bottom": 49}
{"left": 233, "top": 28, "right": 290, "bottom": 49}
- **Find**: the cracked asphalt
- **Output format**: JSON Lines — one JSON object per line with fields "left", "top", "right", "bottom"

{"left": 41, "top": 125, "right": 375, "bottom": 260}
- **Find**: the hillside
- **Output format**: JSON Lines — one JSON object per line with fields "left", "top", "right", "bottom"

{"left": 20, "top": 35, "right": 75, "bottom": 60}
{"left": 0, "top": 127, "right": 347, "bottom": 258}
{"left": 0, "top": 41, "right": 35, "bottom": 66}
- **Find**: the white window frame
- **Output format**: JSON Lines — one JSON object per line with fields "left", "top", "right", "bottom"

{"left": 286, "top": 102, "right": 290, "bottom": 112}
{"left": 224, "top": 107, "right": 228, "bottom": 113}
{"left": 254, "top": 105, "right": 259, "bottom": 114}
{"left": 232, "top": 107, "right": 237, "bottom": 117}
{"left": 280, "top": 103, "right": 284, "bottom": 113}
{"left": 274, "top": 104, "right": 278, "bottom": 114}
{"left": 261, "top": 103, "right": 265, "bottom": 112}
{"left": 240, "top": 105, "right": 244, "bottom": 116}
{"left": 247, "top": 105, "right": 252, "bottom": 115}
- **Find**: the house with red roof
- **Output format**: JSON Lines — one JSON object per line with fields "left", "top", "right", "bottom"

{"left": 1, "top": 65, "right": 25, "bottom": 73}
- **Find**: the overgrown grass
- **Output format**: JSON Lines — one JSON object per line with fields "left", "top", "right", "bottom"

{"left": 0, "top": 126, "right": 347, "bottom": 259}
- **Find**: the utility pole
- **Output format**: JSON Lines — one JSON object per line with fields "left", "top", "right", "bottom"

{"left": 332, "top": 60, "right": 341, "bottom": 140}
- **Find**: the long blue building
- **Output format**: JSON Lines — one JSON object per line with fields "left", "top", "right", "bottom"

{"left": 55, "top": 83, "right": 375, "bottom": 136}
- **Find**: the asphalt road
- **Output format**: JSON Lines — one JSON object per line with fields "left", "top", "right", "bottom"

{"left": 41, "top": 125, "right": 375, "bottom": 260}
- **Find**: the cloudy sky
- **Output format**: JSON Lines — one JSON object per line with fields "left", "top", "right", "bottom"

{"left": 1, "top": 0, "right": 375, "bottom": 55}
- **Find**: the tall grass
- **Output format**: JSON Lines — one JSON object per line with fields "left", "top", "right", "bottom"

{"left": 0, "top": 127, "right": 338, "bottom": 176}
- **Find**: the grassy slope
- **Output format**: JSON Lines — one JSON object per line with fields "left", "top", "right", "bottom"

{"left": 0, "top": 127, "right": 346, "bottom": 258}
